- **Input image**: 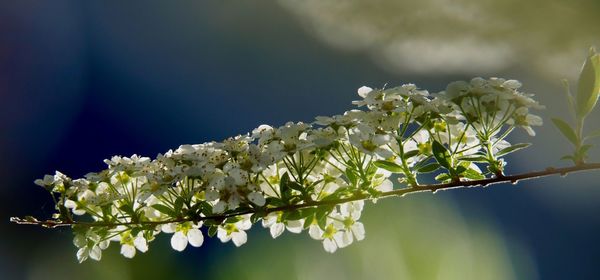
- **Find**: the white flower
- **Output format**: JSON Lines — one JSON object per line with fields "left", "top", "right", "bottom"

{"left": 34, "top": 174, "right": 55, "bottom": 188}
{"left": 162, "top": 222, "right": 204, "bottom": 252}
{"left": 217, "top": 215, "right": 252, "bottom": 247}
{"left": 119, "top": 231, "right": 149, "bottom": 259}
{"left": 262, "top": 212, "right": 304, "bottom": 238}
{"left": 348, "top": 123, "right": 393, "bottom": 158}
{"left": 73, "top": 229, "right": 109, "bottom": 263}
{"left": 336, "top": 202, "right": 366, "bottom": 245}
{"left": 77, "top": 244, "right": 103, "bottom": 263}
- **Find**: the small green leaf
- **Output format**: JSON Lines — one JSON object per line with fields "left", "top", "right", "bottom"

{"left": 373, "top": 160, "right": 404, "bottom": 173}
{"left": 585, "top": 128, "right": 600, "bottom": 140}
{"left": 250, "top": 213, "right": 261, "bottom": 224}
{"left": 432, "top": 140, "right": 451, "bottom": 169}
{"left": 207, "top": 226, "right": 217, "bottom": 237}
{"left": 288, "top": 181, "right": 305, "bottom": 193}
{"left": 461, "top": 168, "right": 485, "bottom": 180}
{"left": 345, "top": 169, "right": 357, "bottom": 186}
{"left": 417, "top": 163, "right": 440, "bottom": 173}
{"left": 458, "top": 155, "right": 488, "bottom": 163}
{"left": 576, "top": 48, "right": 600, "bottom": 119}
{"left": 303, "top": 216, "right": 314, "bottom": 229}
{"left": 279, "top": 173, "right": 292, "bottom": 200}
{"left": 151, "top": 204, "right": 175, "bottom": 216}
{"left": 130, "top": 227, "right": 142, "bottom": 237}
{"left": 299, "top": 208, "right": 316, "bottom": 219}
{"left": 434, "top": 173, "right": 451, "bottom": 182}
{"left": 403, "top": 150, "right": 419, "bottom": 158}
{"left": 560, "top": 155, "right": 575, "bottom": 161}
{"left": 455, "top": 165, "right": 467, "bottom": 175}
{"left": 174, "top": 197, "right": 184, "bottom": 213}
{"left": 496, "top": 143, "right": 531, "bottom": 157}
{"left": 282, "top": 210, "right": 302, "bottom": 221}
{"left": 561, "top": 79, "right": 576, "bottom": 117}
{"left": 551, "top": 118, "right": 578, "bottom": 145}
{"left": 579, "top": 144, "right": 593, "bottom": 156}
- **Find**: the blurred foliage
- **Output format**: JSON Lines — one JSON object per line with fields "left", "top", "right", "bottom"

{"left": 207, "top": 197, "right": 534, "bottom": 280}
{"left": 279, "top": 0, "right": 600, "bottom": 77}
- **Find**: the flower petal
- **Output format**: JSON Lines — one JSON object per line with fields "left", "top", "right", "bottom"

{"left": 352, "top": 222, "right": 366, "bottom": 241}
{"left": 286, "top": 220, "right": 303, "bottom": 234}
{"left": 270, "top": 223, "right": 285, "bottom": 238}
{"left": 188, "top": 228, "right": 204, "bottom": 247}
{"left": 309, "top": 225, "right": 323, "bottom": 240}
{"left": 171, "top": 231, "right": 188, "bottom": 252}
{"left": 89, "top": 245, "right": 102, "bottom": 261}
{"left": 120, "top": 244, "right": 136, "bottom": 258}
{"left": 134, "top": 236, "right": 148, "bottom": 253}
{"left": 232, "top": 231, "right": 247, "bottom": 247}
{"left": 323, "top": 238, "right": 337, "bottom": 253}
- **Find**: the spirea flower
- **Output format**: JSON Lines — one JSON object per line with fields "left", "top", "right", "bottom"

{"left": 31, "top": 78, "right": 542, "bottom": 261}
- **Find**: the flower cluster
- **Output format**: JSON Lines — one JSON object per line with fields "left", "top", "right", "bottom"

{"left": 34, "top": 77, "right": 542, "bottom": 262}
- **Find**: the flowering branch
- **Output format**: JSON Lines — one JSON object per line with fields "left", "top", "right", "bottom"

{"left": 10, "top": 49, "right": 600, "bottom": 262}
{"left": 11, "top": 162, "right": 600, "bottom": 229}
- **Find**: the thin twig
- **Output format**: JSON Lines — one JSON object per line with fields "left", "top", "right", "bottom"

{"left": 10, "top": 163, "right": 600, "bottom": 229}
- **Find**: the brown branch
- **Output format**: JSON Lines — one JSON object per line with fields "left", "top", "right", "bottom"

{"left": 10, "top": 163, "right": 600, "bottom": 229}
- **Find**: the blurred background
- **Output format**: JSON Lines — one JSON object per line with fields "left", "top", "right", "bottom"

{"left": 1, "top": 1, "right": 600, "bottom": 279}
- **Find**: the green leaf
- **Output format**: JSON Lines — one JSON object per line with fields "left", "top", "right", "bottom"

{"left": 560, "top": 155, "right": 575, "bottom": 161}
{"left": 576, "top": 48, "right": 600, "bottom": 119}
{"left": 551, "top": 118, "right": 578, "bottom": 145}
{"left": 432, "top": 140, "right": 451, "bottom": 169}
{"left": 288, "top": 181, "right": 305, "bottom": 193}
{"left": 151, "top": 204, "right": 175, "bottom": 216}
{"left": 585, "top": 128, "right": 600, "bottom": 141}
{"left": 454, "top": 165, "right": 467, "bottom": 175}
{"left": 403, "top": 150, "right": 419, "bottom": 158}
{"left": 282, "top": 210, "right": 302, "bottom": 221}
{"left": 250, "top": 213, "right": 261, "bottom": 224}
{"left": 207, "top": 226, "right": 218, "bottom": 237}
{"left": 345, "top": 169, "right": 358, "bottom": 186}
{"left": 130, "top": 227, "right": 142, "bottom": 237}
{"left": 461, "top": 168, "right": 486, "bottom": 180}
{"left": 174, "top": 197, "right": 184, "bottom": 213}
{"left": 561, "top": 79, "right": 576, "bottom": 117}
{"left": 303, "top": 216, "right": 314, "bottom": 229}
{"left": 299, "top": 208, "right": 316, "bottom": 219}
{"left": 458, "top": 155, "right": 488, "bottom": 163}
{"left": 434, "top": 173, "right": 451, "bottom": 182}
{"left": 417, "top": 163, "right": 440, "bottom": 173}
{"left": 579, "top": 144, "right": 593, "bottom": 156}
{"left": 279, "top": 173, "right": 292, "bottom": 200}
{"left": 496, "top": 143, "right": 531, "bottom": 157}
{"left": 373, "top": 160, "right": 404, "bottom": 173}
